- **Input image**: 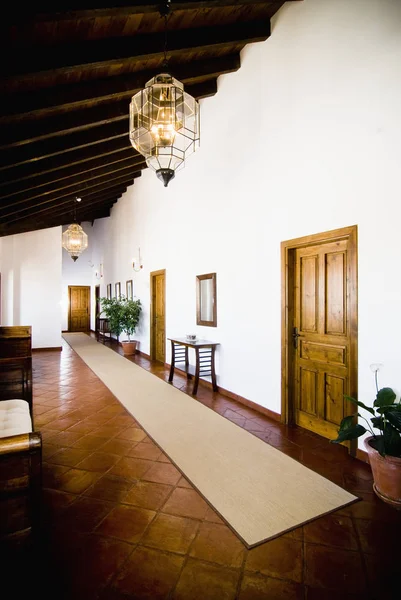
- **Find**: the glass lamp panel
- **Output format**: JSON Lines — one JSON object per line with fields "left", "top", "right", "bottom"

{"left": 62, "top": 224, "right": 88, "bottom": 257}
{"left": 129, "top": 72, "right": 200, "bottom": 174}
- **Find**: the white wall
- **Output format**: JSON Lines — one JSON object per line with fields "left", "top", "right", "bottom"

{"left": 0, "top": 227, "right": 63, "bottom": 348}
{"left": 91, "top": 0, "right": 401, "bottom": 428}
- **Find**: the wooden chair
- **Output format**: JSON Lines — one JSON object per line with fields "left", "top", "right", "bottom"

{"left": 0, "top": 326, "right": 33, "bottom": 424}
{"left": 0, "top": 431, "right": 42, "bottom": 551}
{"left": 0, "top": 327, "right": 41, "bottom": 552}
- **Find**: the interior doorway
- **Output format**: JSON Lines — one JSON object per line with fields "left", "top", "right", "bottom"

{"left": 68, "top": 286, "right": 91, "bottom": 332}
{"left": 150, "top": 269, "right": 166, "bottom": 363}
{"left": 95, "top": 285, "right": 101, "bottom": 336}
{"left": 281, "top": 225, "right": 358, "bottom": 453}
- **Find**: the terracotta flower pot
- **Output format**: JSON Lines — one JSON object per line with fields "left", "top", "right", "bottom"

{"left": 364, "top": 436, "right": 401, "bottom": 509}
{"left": 121, "top": 340, "right": 137, "bottom": 356}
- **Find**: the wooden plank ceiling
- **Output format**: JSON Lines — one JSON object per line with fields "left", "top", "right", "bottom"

{"left": 0, "top": 1, "right": 298, "bottom": 237}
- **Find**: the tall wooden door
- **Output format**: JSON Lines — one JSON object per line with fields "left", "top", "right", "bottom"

{"left": 68, "top": 286, "right": 90, "bottom": 332}
{"left": 95, "top": 285, "right": 101, "bottom": 335}
{"left": 281, "top": 226, "right": 358, "bottom": 446}
{"left": 150, "top": 270, "right": 165, "bottom": 363}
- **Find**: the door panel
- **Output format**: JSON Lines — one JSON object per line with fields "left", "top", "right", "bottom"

{"left": 293, "top": 238, "right": 354, "bottom": 440}
{"left": 68, "top": 286, "right": 90, "bottom": 332}
{"left": 151, "top": 270, "right": 166, "bottom": 363}
{"left": 155, "top": 273, "right": 165, "bottom": 363}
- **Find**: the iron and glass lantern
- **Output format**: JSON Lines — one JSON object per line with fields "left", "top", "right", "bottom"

{"left": 62, "top": 223, "right": 88, "bottom": 262}
{"left": 129, "top": 73, "right": 200, "bottom": 187}
{"left": 62, "top": 197, "right": 88, "bottom": 261}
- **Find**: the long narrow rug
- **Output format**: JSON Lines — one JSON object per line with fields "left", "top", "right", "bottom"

{"left": 63, "top": 333, "right": 358, "bottom": 547}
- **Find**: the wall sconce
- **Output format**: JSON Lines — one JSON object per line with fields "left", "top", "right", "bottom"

{"left": 89, "top": 261, "right": 104, "bottom": 279}
{"left": 95, "top": 263, "right": 104, "bottom": 279}
{"left": 132, "top": 248, "right": 143, "bottom": 272}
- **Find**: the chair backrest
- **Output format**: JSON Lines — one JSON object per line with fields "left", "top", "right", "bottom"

{"left": 0, "top": 326, "right": 32, "bottom": 359}
{"left": 0, "top": 326, "right": 31, "bottom": 338}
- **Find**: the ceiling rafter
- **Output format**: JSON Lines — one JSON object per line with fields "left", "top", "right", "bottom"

{"left": 0, "top": 2, "right": 291, "bottom": 236}
{"left": 0, "top": 54, "right": 240, "bottom": 123}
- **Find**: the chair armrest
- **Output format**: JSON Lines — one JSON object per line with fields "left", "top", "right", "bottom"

{"left": 0, "top": 432, "right": 41, "bottom": 457}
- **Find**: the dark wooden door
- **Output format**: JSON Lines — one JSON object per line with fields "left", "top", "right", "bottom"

{"left": 68, "top": 286, "right": 90, "bottom": 332}
{"left": 281, "top": 226, "right": 358, "bottom": 445}
{"left": 95, "top": 285, "right": 101, "bottom": 335}
{"left": 151, "top": 270, "right": 165, "bottom": 363}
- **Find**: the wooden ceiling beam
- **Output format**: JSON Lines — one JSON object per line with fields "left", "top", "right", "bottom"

{"left": 5, "top": 2, "right": 292, "bottom": 24}
{"left": 0, "top": 156, "right": 146, "bottom": 207}
{"left": 0, "top": 120, "right": 132, "bottom": 170}
{"left": 2, "top": 21, "right": 270, "bottom": 80}
{"left": 0, "top": 182, "right": 133, "bottom": 229}
{"left": 0, "top": 54, "right": 241, "bottom": 123}
{"left": 32, "top": 194, "right": 121, "bottom": 222}
{"left": 0, "top": 138, "right": 131, "bottom": 184}
{"left": 0, "top": 207, "right": 113, "bottom": 238}
{"left": 0, "top": 171, "right": 141, "bottom": 221}
{"left": 0, "top": 148, "right": 136, "bottom": 197}
{"left": 0, "top": 79, "right": 218, "bottom": 148}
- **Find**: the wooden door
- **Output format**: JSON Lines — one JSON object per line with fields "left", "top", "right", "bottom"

{"left": 95, "top": 285, "right": 101, "bottom": 334}
{"left": 68, "top": 286, "right": 90, "bottom": 332}
{"left": 281, "top": 226, "right": 358, "bottom": 446}
{"left": 150, "top": 270, "right": 165, "bottom": 363}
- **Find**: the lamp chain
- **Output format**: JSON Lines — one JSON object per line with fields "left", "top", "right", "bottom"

{"left": 160, "top": 0, "right": 171, "bottom": 71}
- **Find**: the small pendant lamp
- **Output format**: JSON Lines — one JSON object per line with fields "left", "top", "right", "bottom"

{"left": 62, "top": 197, "right": 88, "bottom": 262}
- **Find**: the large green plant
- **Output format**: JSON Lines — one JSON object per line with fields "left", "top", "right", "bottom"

{"left": 331, "top": 370, "right": 401, "bottom": 458}
{"left": 119, "top": 297, "right": 142, "bottom": 341}
{"left": 99, "top": 295, "right": 142, "bottom": 341}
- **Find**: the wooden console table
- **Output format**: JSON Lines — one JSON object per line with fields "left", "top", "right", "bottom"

{"left": 168, "top": 337, "right": 220, "bottom": 396}
{"left": 97, "top": 318, "right": 111, "bottom": 344}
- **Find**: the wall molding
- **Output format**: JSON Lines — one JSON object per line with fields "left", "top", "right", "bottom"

{"left": 33, "top": 347, "right": 62, "bottom": 352}
{"left": 356, "top": 448, "right": 369, "bottom": 464}
{"left": 167, "top": 363, "right": 281, "bottom": 422}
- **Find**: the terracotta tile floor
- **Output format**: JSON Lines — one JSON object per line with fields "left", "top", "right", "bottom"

{"left": 3, "top": 335, "right": 401, "bottom": 599}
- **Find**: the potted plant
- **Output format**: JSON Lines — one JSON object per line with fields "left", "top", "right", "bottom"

{"left": 99, "top": 296, "right": 125, "bottom": 342}
{"left": 118, "top": 296, "right": 142, "bottom": 356}
{"left": 331, "top": 368, "right": 401, "bottom": 509}
{"left": 99, "top": 295, "right": 142, "bottom": 356}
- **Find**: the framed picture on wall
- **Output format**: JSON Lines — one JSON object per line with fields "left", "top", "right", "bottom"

{"left": 115, "top": 282, "right": 121, "bottom": 298}
{"left": 126, "top": 279, "right": 133, "bottom": 300}
{"left": 106, "top": 284, "right": 112, "bottom": 299}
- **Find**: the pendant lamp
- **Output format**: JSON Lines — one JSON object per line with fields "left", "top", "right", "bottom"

{"left": 62, "top": 197, "right": 88, "bottom": 262}
{"left": 129, "top": 0, "right": 200, "bottom": 187}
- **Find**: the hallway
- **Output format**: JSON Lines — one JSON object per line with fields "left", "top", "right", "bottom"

{"left": 3, "top": 336, "right": 400, "bottom": 599}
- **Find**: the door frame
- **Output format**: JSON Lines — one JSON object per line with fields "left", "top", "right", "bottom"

{"left": 281, "top": 225, "right": 358, "bottom": 447}
{"left": 150, "top": 269, "right": 166, "bottom": 362}
{"left": 68, "top": 285, "right": 91, "bottom": 332}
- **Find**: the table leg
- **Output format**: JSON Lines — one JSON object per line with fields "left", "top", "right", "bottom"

{"left": 211, "top": 346, "right": 218, "bottom": 391}
{"left": 185, "top": 346, "right": 192, "bottom": 380}
{"left": 193, "top": 347, "right": 200, "bottom": 395}
{"left": 168, "top": 340, "right": 175, "bottom": 382}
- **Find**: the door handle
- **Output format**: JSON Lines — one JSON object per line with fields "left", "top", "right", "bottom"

{"left": 292, "top": 327, "right": 303, "bottom": 349}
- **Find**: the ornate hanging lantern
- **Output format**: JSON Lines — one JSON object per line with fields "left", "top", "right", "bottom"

{"left": 129, "top": 1, "right": 200, "bottom": 187}
{"left": 62, "top": 197, "right": 88, "bottom": 262}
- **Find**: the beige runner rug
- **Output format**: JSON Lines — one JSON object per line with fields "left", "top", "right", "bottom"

{"left": 63, "top": 333, "right": 358, "bottom": 547}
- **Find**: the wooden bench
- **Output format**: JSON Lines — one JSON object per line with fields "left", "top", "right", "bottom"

{"left": 0, "top": 326, "right": 32, "bottom": 420}
{"left": 0, "top": 326, "right": 41, "bottom": 550}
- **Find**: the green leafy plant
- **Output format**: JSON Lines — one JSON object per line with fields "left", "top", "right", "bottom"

{"left": 119, "top": 296, "right": 142, "bottom": 341}
{"left": 331, "top": 369, "right": 401, "bottom": 458}
{"left": 99, "top": 295, "right": 142, "bottom": 342}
